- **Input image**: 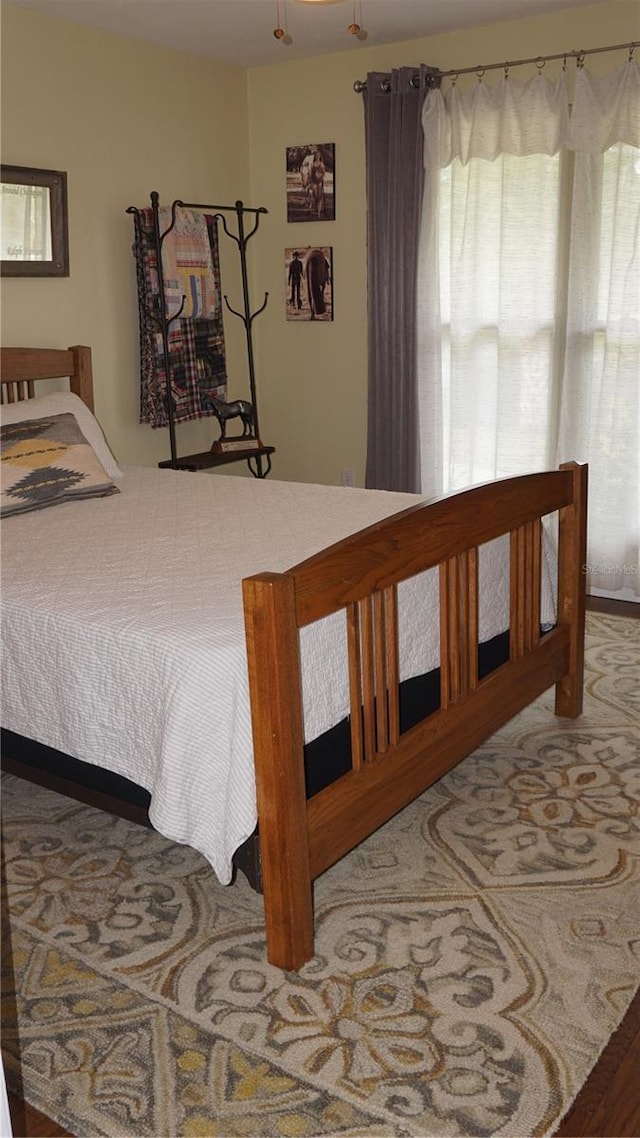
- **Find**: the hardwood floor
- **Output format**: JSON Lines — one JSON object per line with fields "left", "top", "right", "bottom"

{"left": 4, "top": 596, "right": 638, "bottom": 1137}
{"left": 554, "top": 986, "right": 640, "bottom": 1137}
{"left": 586, "top": 595, "right": 639, "bottom": 619}
{"left": 6, "top": 1095, "right": 71, "bottom": 1138}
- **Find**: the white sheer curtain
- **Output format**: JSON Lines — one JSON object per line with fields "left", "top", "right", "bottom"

{"left": 418, "top": 58, "right": 640, "bottom": 599}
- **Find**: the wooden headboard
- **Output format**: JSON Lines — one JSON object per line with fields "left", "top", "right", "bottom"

{"left": 0, "top": 345, "right": 94, "bottom": 412}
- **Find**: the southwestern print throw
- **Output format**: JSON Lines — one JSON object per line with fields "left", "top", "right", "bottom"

{"left": 1, "top": 414, "right": 119, "bottom": 517}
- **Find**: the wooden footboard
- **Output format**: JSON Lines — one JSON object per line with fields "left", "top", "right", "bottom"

{"left": 243, "top": 462, "right": 588, "bottom": 971}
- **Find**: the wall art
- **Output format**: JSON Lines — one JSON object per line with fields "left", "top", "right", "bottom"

{"left": 1, "top": 165, "right": 69, "bottom": 276}
{"left": 285, "top": 246, "right": 333, "bottom": 322}
{"left": 286, "top": 144, "right": 335, "bottom": 223}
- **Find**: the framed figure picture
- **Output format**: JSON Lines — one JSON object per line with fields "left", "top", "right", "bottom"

{"left": 286, "top": 144, "right": 335, "bottom": 223}
{"left": 285, "top": 247, "right": 333, "bottom": 322}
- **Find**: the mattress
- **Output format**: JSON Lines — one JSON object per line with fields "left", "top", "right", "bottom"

{"left": 0, "top": 466, "right": 556, "bottom": 883}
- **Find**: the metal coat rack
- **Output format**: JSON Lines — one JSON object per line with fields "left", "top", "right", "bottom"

{"left": 127, "top": 191, "right": 274, "bottom": 477}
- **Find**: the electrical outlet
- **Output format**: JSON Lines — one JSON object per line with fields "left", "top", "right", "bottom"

{"left": 340, "top": 469, "right": 355, "bottom": 487}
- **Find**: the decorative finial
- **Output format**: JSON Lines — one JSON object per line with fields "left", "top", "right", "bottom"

{"left": 274, "top": 0, "right": 292, "bottom": 44}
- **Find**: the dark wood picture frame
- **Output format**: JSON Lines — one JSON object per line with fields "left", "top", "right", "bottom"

{"left": 1, "top": 165, "right": 69, "bottom": 277}
{"left": 286, "top": 144, "right": 335, "bottom": 223}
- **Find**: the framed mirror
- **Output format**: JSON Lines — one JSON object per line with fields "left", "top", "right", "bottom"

{"left": 1, "top": 165, "right": 69, "bottom": 277}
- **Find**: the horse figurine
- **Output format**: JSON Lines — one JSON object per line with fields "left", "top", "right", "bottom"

{"left": 205, "top": 395, "right": 255, "bottom": 440}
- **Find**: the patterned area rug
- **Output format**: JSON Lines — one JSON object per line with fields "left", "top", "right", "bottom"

{"left": 2, "top": 612, "right": 639, "bottom": 1138}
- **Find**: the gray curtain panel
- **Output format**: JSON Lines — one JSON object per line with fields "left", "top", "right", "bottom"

{"left": 362, "top": 66, "right": 439, "bottom": 492}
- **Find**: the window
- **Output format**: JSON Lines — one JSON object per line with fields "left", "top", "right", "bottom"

{"left": 418, "top": 63, "right": 639, "bottom": 598}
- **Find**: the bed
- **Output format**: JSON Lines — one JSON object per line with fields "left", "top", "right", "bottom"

{"left": 0, "top": 344, "right": 587, "bottom": 972}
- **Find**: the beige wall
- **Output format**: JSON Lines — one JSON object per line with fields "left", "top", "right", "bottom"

{"left": 2, "top": 2, "right": 638, "bottom": 480}
{"left": 1, "top": 4, "right": 252, "bottom": 466}
{"left": 247, "top": 0, "right": 638, "bottom": 485}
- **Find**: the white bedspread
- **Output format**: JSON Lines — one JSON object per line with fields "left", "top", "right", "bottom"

{"left": 1, "top": 467, "right": 555, "bottom": 883}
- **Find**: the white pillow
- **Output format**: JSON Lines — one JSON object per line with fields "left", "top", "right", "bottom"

{"left": 0, "top": 391, "right": 123, "bottom": 479}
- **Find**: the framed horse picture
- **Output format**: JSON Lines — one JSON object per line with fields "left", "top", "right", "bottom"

{"left": 286, "top": 143, "right": 335, "bottom": 223}
{"left": 285, "top": 246, "right": 333, "bottom": 322}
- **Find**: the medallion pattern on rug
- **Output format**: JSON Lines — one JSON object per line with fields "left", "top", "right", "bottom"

{"left": 2, "top": 613, "right": 639, "bottom": 1137}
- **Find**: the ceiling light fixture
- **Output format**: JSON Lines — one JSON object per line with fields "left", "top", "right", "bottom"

{"left": 274, "top": 0, "right": 366, "bottom": 47}
{"left": 348, "top": 0, "right": 366, "bottom": 39}
{"left": 273, "top": 0, "right": 292, "bottom": 43}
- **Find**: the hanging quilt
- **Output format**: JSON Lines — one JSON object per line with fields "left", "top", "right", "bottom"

{"left": 131, "top": 206, "right": 227, "bottom": 428}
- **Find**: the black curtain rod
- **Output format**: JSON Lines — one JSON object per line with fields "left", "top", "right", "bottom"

{"left": 353, "top": 39, "right": 638, "bottom": 92}
{"left": 172, "top": 199, "right": 268, "bottom": 216}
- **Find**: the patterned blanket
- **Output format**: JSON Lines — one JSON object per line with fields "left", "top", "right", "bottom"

{"left": 131, "top": 206, "right": 227, "bottom": 428}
